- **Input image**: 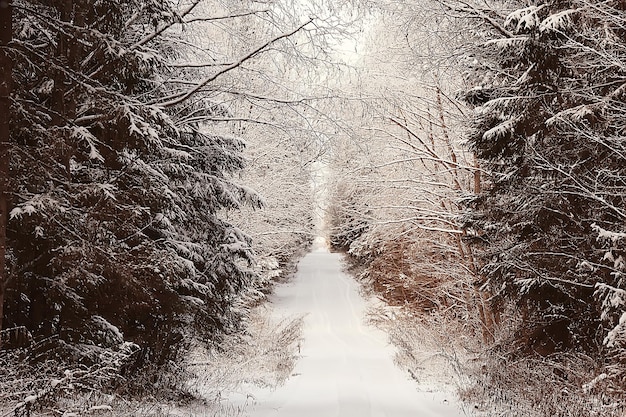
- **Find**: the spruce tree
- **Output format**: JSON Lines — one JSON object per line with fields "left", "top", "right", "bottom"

{"left": 4, "top": 0, "right": 262, "bottom": 366}
{"left": 462, "top": 0, "right": 626, "bottom": 360}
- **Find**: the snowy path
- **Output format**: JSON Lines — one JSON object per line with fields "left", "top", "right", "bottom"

{"left": 229, "top": 245, "right": 468, "bottom": 417}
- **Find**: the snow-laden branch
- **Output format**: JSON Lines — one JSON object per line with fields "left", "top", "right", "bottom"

{"left": 531, "top": 147, "right": 626, "bottom": 221}
{"left": 183, "top": 9, "right": 270, "bottom": 24}
{"left": 155, "top": 19, "right": 314, "bottom": 108}
{"left": 130, "top": 0, "right": 202, "bottom": 50}
{"left": 439, "top": 0, "right": 513, "bottom": 38}
{"left": 389, "top": 117, "right": 441, "bottom": 160}
{"left": 370, "top": 218, "right": 464, "bottom": 234}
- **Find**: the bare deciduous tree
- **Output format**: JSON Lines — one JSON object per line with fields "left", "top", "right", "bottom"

{"left": 324, "top": 0, "right": 496, "bottom": 338}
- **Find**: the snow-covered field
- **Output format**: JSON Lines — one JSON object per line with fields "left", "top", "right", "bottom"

{"left": 222, "top": 242, "right": 469, "bottom": 416}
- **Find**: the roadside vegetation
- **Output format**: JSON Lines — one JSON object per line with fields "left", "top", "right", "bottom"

{"left": 0, "top": 302, "right": 303, "bottom": 417}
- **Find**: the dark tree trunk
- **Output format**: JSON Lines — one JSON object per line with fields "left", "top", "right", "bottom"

{"left": 0, "top": 0, "right": 12, "bottom": 345}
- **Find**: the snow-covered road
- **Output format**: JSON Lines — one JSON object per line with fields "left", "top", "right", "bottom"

{"left": 230, "top": 244, "right": 468, "bottom": 417}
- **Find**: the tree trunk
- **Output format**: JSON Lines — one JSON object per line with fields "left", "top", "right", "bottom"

{"left": 473, "top": 154, "right": 481, "bottom": 194}
{"left": 0, "top": 0, "right": 13, "bottom": 345}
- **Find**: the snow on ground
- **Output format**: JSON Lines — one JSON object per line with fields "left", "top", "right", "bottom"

{"left": 223, "top": 240, "right": 469, "bottom": 416}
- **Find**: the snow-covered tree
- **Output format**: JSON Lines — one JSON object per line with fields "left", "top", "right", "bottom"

{"left": 460, "top": 0, "right": 626, "bottom": 370}
{"left": 2, "top": 0, "right": 317, "bottom": 369}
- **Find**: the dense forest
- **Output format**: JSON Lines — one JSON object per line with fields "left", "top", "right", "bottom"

{"left": 1, "top": 1, "right": 625, "bottom": 416}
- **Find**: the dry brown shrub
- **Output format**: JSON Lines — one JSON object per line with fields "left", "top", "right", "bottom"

{"left": 368, "top": 237, "right": 440, "bottom": 310}
{"left": 355, "top": 228, "right": 473, "bottom": 321}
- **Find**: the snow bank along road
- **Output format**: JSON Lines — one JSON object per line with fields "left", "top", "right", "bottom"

{"left": 230, "top": 245, "right": 468, "bottom": 417}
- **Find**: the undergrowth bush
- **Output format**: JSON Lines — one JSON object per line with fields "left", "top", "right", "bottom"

{"left": 450, "top": 302, "right": 626, "bottom": 416}
{"left": 0, "top": 339, "right": 196, "bottom": 417}
{"left": 345, "top": 226, "right": 474, "bottom": 318}
{"left": 367, "top": 306, "right": 474, "bottom": 392}
{"left": 462, "top": 351, "right": 625, "bottom": 417}
{"left": 0, "top": 308, "right": 302, "bottom": 417}
{"left": 185, "top": 306, "right": 303, "bottom": 398}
